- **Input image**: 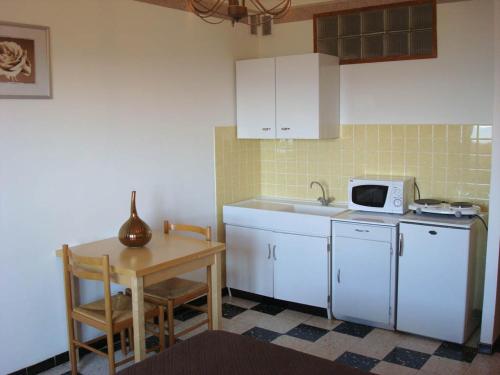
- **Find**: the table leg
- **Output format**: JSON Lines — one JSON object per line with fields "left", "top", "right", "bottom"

{"left": 209, "top": 252, "right": 222, "bottom": 329}
{"left": 131, "top": 276, "right": 146, "bottom": 362}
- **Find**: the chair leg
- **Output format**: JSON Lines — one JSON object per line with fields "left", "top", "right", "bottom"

{"left": 128, "top": 327, "right": 134, "bottom": 351}
{"left": 120, "top": 330, "right": 127, "bottom": 355}
{"left": 68, "top": 325, "right": 78, "bottom": 375}
{"left": 159, "top": 306, "right": 165, "bottom": 351}
{"left": 167, "top": 300, "right": 175, "bottom": 347}
{"left": 207, "top": 267, "right": 213, "bottom": 330}
{"left": 65, "top": 312, "right": 78, "bottom": 375}
{"left": 106, "top": 331, "right": 115, "bottom": 375}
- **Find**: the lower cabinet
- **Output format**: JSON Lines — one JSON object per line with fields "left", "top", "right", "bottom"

{"left": 333, "top": 237, "right": 392, "bottom": 325}
{"left": 226, "top": 224, "right": 330, "bottom": 309}
{"left": 332, "top": 221, "right": 396, "bottom": 329}
{"left": 226, "top": 225, "right": 274, "bottom": 298}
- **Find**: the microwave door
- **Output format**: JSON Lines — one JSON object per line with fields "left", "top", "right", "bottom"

{"left": 352, "top": 185, "right": 389, "bottom": 208}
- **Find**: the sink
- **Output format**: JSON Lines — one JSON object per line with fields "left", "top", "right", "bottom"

{"left": 291, "top": 204, "right": 346, "bottom": 217}
{"left": 231, "top": 198, "right": 346, "bottom": 217}
{"left": 223, "top": 198, "right": 348, "bottom": 237}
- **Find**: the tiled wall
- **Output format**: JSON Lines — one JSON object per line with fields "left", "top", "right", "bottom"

{"left": 215, "top": 124, "right": 492, "bottom": 240}
{"left": 215, "top": 127, "right": 261, "bottom": 241}
{"left": 261, "top": 125, "right": 492, "bottom": 208}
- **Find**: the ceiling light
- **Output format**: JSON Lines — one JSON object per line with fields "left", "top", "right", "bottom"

{"left": 187, "top": 0, "right": 291, "bottom": 26}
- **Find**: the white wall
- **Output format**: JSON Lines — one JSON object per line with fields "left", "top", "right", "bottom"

{"left": 0, "top": 1, "right": 256, "bottom": 373}
{"left": 258, "top": 0, "right": 494, "bottom": 125}
{"left": 480, "top": 0, "right": 500, "bottom": 347}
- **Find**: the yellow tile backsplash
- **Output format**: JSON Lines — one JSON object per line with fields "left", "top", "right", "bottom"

{"left": 215, "top": 124, "right": 492, "bottom": 240}
{"left": 215, "top": 127, "right": 261, "bottom": 241}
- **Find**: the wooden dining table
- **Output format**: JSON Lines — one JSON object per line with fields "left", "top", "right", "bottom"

{"left": 56, "top": 230, "right": 225, "bottom": 363}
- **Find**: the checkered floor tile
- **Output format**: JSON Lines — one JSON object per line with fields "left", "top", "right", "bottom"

{"left": 39, "top": 295, "right": 500, "bottom": 375}
{"left": 336, "top": 351, "right": 380, "bottom": 372}
{"left": 333, "top": 321, "right": 374, "bottom": 338}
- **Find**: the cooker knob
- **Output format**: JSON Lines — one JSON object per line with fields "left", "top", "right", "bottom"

{"left": 394, "top": 198, "right": 402, "bottom": 207}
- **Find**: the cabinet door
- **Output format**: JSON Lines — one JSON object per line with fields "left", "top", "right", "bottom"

{"left": 274, "top": 233, "right": 329, "bottom": 308}
{"left": 226, "top": 225, "right": 274, "bottom": 297}
{"left": 276, "top": 54, "right": 319, "bottom": 139}
{"left": 333, "top": 237, "right": 392, "bottom": 325}
{"left": 236, "top": 58, "right": 276, "bottom": 139}
{"left": 397, "top": 223, "right": 470, "bottom": 342}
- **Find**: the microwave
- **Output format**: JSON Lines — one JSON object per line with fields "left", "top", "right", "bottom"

{"left": 348, "top": 175, "right": 415, "bottom": 214}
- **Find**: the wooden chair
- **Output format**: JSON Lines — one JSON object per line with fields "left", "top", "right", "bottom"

{"left": 141, "top": 220, "right": 212, "bottom": 347}
{"left": 62, "top": 245, "right": 165, "bottom": 375}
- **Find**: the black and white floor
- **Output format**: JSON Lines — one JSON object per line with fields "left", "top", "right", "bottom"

{"left": 39, "top": 295, "right": 500, "bottom": 375}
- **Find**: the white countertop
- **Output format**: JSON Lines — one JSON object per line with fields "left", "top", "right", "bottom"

{"left": 332, "top": 210, "right": 403, "bottom": 227}
{"left": 400, "top": 211, "right": 484, "bottom": 229}
{"left": 225, "top": 197, "right": 486, "bottom": 229}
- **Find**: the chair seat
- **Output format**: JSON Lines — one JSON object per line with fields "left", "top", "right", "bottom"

{"left": 74, "top": 293, "right": 157, "bottom": 324}
{"left": 144, "top": 277, "right": 207, "bottom": 302}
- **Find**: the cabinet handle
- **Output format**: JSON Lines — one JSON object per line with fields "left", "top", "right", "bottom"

{"left": 337, "top": 269, "right": 341, "bottom": 284}
{"left": 267, "top": 244, "right": 271, "bottom": 259}
{"left": 262, "top": 127, "right": 271, "bottom": 131}
{"left": 272, "top": 245, "right": 277, "bottom": 260}
{"left": 399, "top": 233, "right": 403, "bottom": 256}
{"left": 355, "top": 229, "right": 369, "bottom": 233}
{"left": 281, "top": 127, "right": 290, "bottom": 131}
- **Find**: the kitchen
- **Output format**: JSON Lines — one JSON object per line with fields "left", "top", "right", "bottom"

{"left": 216, "top": 0, "right": 496, "bottom": 372}
{"left": 1, "top": 0, "right": 499, "bottom": 374}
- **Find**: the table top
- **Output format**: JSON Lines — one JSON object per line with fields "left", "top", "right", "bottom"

{"left": 56, "top": 231, "right": 225, "bottom": 277}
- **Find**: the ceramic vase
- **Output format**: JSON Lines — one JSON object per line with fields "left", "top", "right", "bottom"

{"left": 118, "top": 191, "right": 152, "bottom": 247}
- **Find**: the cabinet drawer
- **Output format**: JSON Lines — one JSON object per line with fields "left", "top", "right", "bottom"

{"left": 333, "top": 222, "right": 392, "bottom": 242}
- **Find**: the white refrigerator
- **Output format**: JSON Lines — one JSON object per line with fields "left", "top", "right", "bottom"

{"left": 397, "top": 214, "right": 485, "bottom": 344}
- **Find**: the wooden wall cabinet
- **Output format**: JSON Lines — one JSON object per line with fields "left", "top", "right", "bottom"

{"left": 236, "top": 53, "right": 340, "bottom": 139}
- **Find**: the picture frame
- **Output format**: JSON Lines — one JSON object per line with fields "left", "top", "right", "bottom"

{"left": 0, "top": 21, "right": 52, "bottom": 99}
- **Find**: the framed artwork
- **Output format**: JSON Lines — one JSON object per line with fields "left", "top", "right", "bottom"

{"left": 0, "top": 21, "right": 51, "bottom": 98}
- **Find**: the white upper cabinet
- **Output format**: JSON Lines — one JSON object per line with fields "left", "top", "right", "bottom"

{"left": 236, "top": 53, "right": 339, "bottom": 139}
{"left": 236, "top": 57, "right": 276, "bottom": 139}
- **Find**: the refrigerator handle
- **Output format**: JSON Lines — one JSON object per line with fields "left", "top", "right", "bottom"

{"left": 399, "top": 233, "right": 404, "bottom": 256}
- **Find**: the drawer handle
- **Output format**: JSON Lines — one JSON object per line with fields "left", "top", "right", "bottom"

{"left": 337, "top": 269, "right": 341, "bottom": 283}
{"left": 267, "top": 244, "right": 271, "bottom": 259}
{"left": 399, "top": 233, "right": 403, "bottom": 256}
{"left": 262, "top": 127, "right": 271, "bottom": 131}
{"left": 429, "top": 230, "right": 437, "bottom": 235}
{"left": 281, "top": 127, "right": 290, "bottom": 131}
{"left": 355, "top": 229, "right": 370, "bottom": 233}
{"left": 272, "top": 245, "right": 277, "bottom": 260}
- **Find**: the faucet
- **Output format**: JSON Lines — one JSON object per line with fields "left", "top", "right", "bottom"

{"left": 310, "top": 181, "right": 333, "bottom": 206}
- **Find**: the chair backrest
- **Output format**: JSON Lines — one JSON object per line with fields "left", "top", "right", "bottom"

{"left": 62, "top": 245, "right": 113, "bottom": 325}
{"left": 164, "top": 220, "right": 211, "bottom": 241}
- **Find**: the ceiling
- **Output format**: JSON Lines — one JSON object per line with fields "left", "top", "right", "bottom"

{"left": 134, "top": 0, "right": 467, "bottom": 24}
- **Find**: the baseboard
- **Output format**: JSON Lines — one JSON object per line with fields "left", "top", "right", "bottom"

{"left": 8, "top": 332, "right": 130, "bottom": 375}
{"left": 8, "top": 290, "right": 224, "bottom": 375}
{"left": 227, "top": 288, "right": 328, "bottom": 318}
{"left": 478, "top": 334, "right": 500, "bottom": 354}
{"left": 478, "top": 342, "right": 493, "bottom": 354}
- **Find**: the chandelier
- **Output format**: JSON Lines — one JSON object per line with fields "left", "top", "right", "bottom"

{"left": 187, "top": 0, "right": 292, "bottom": 25}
